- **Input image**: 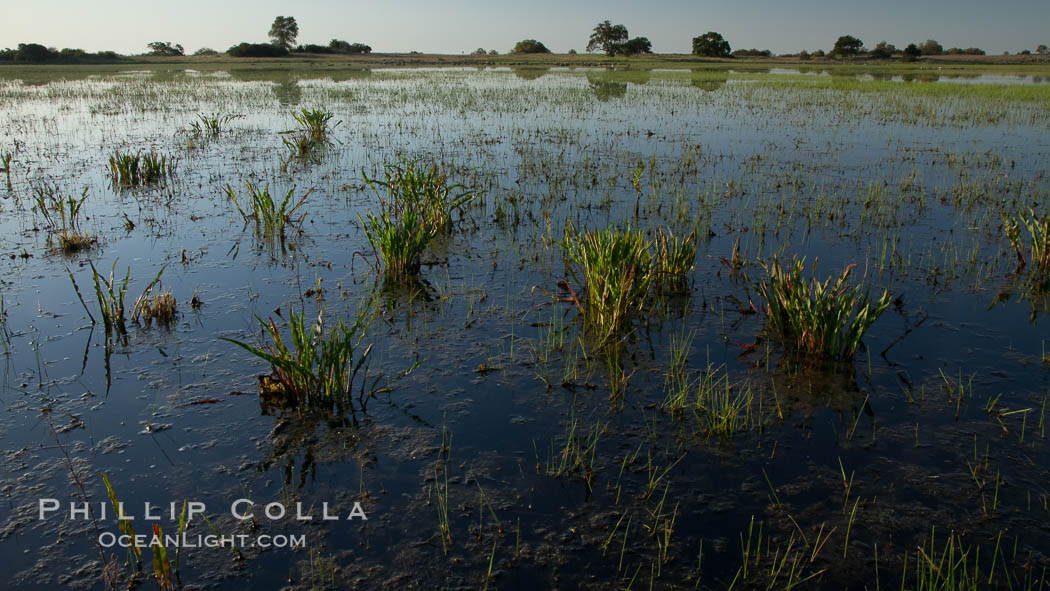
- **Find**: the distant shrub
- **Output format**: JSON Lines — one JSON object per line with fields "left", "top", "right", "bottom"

{"left": 567, "top": 48, "right": 577, "bottom": 55}
{"left": 227, "top": 42, "right": 289, "bottom": 57}
{"left": 511, "top": 39, "right": 551, "bottom": 54}
{"left": 798, "top": 50, "right": 811, "bottom": 60}
{"left": 297, "top": 44, "right": 335, "bottom": 54}
{"left": 148, "top": 41, "right": 184, "bottom": 56}
{"left": 812, "top": 49, "right": 826, "bottom": 58}
{"left": 14, "top": 43, "right": 56, "bottom": 62}
{"left": 621, "top": 37, "right": 652, "bottom": 56}
{"left": 489, "top": 49, "right": 499, "bottom": 55}
{"left": 193, "top": 47, "right": 219, "bottom": 56}
{"left": 732, "top": 48, "right": 772, "bottom": 58}
{"left": 329, "top": 39, "right": 371, "bottom": 54}
{"left": 870, "top": 41, "right": 896, "bottom": 59}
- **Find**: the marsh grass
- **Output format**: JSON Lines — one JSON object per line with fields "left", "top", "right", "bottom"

{"left": 561, "top": 223, "right": 696, "bottom": 346}
{"left": 32, "top": 184, "right": 94, "bottom": 253}
{"left": 221, "top": 303, "right": 384, "bottom": 414}
{"left": 108, "top": 150, "right": 177, "bottom": 186}
{"left": 360, "top": 160, "right": 476, "bottom": 279}
{"left": 280, "top": 108, "right": 337, "bottom": 161}
{"left": 361, "top": 208, "right": 436, "bottom": 278}
{"left": 1004, "top": 208, "right": 1050, "bottom": 289}
{"left": 757, "top": 257, "right": 891, "bottom": 361}
{"left": 130, "top": 265, "right": 174, "bottom": 328}
{"left": 68, "top": 260, "right": 130, "bottom": 340}
{"left": 292, "top": 108, "right": 337, "bottom": 140}
{"left": 188, "top": 113, "right": 238, "bottom": 136}
{"left": 1, "top": 151, "right": 12, "bottom": 188}
{"left": 663, "top": 333, "right": 753, "bottom": 437}
{"left": 225, "top": 182, "right": 311, "bottom": 246}
{"left": 363, "top": 159, "right": 476, "bottom": 232}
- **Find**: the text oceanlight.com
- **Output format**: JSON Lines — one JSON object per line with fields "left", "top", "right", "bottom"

{"left": 98, "top": 532, "right": 306, "bottom": 549}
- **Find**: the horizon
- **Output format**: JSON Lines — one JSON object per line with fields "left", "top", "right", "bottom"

{"left": 3, "top": 0, "right": 1048, "bottom": 57}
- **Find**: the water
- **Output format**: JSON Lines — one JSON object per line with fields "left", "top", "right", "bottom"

{"left": 0, "top": 66, "right": 1048, "bottom": 589}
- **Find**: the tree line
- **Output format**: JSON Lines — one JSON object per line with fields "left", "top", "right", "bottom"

{"left": 3, "top": 15, "right": 1047, "bottom": 63}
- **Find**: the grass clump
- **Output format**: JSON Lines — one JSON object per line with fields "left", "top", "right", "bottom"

{"left": 756, "top": 256, "right": 891, "bottom": 361}
{"left": 225, "top": 182, "right": 312, "bottom": 246}
{"left": 280, "top": 109, "right": 336, "bottom": 161}
{"left": 108, "top": 150, "right": 177, "bottom": 186}
{"left": 32, "top": 183, "right": 94, "bottom": 253}
{"left": 360, "top": 160, "right": 476, "bottom": 279}
{"left": 189, "top": 113, "right": 238, "bottom": 137}
{"left": 292, "top": 108, "right": 336, "bottom": 140}
{"left": 361, "top": 208, "right": 436, "bottom": 277}
{"left": 363, "top": 160, "right": 476, "bottom": 233}
{"left": 221, "top": 303, "right": 380, "bottom": 415}
{"left": 561, "top": 223, "right": 696, "bottom": 345}
{"left": 1004, "top": 208, "right": 1050, "bottom": 289}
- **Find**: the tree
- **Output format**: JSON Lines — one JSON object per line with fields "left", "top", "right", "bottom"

{"left": 269, "top": 16, "right": 299, "bottom": 51}
{"left": 147, "top": 41, "right": 184, "bottom": 56}
{"left": 587, "top": 20, "right": 628, "bottom": 56}
{"left": 692, "top": 32, "right": 731, "bottom": 58}
{"left": 510, "top": 39, "right": 551, "bottom": 54}
{"left": 472, "top": 47, "right": 487, "bottom": 56}
{"left": 903, "top": 43, "right": 921, "bottom": 61}
{"left": 621, "top": 37, "right": 652, "bottom": 56}
{"left": 833, "top": 35, "right": 863, "bottom": 58}
{"left": 1037, "top": 44, "right": 1048, "bottom": 55}
{"left": 920, "top": 39, "right": 943, "bottom": 55}
{"left": 193, "top": 47, "right": 218, "bottom": 56}
{"left": 798, "top": 50, "right": 811, "bottom": 60}
{"left": 870, "top": 41, "right": 896, "bottom": 59}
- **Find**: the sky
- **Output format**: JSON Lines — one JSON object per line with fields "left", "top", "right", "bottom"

{"left": 2, "top": 0, "right": 1047, "bottom": 56}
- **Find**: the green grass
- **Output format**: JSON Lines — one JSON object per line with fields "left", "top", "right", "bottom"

{"left": 1004, "top": 208, "right": 1050, "bottom": 288}
{"left": 221, "top": 303, "right": 377, "bottom": 413}
{"left": 188, "top": 112, "right": 237, "bottom": 136}
{"left": 561, "top": 223, "right": 695, "bottom": 346}
{"left": 361, "top": 208, "right": 436, "bottom": 278}
{"left": 757, "top": 256, "right": 891, "bottom": 361}
{"left": 108, "top": 150, "right": 177, "bottom": 186}
{"left": 68, "top": 260, "right": 130, "bottom": 341}
{"left": 225, "top": 182, "right": 311, "bottom": 244}
{"left": 363, "top": 159, "right": 476, "bottom": 233}
{"left": 360, "top": 160, "right": 476, "bottom": 279}
{"left": 31, "top": 183, "right": 93, "bottom": 252}
{"left": 291, "top": 108, "right": 336, "bottom": 140}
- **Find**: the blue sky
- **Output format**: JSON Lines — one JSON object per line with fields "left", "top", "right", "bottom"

{"left": 3, "top": 0, "right": 1046, "bottom": 55}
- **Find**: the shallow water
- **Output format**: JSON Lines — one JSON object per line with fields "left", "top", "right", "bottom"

{"left": 0, "top": 66, "right": 1049, "bottom": 589}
